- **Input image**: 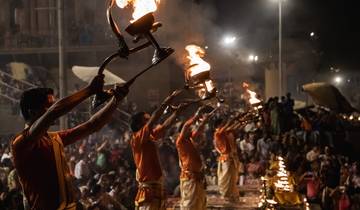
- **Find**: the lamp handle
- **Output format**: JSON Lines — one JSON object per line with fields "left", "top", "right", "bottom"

{"left": 97, "top": 52, "right": 121, "bottom": 76}
{"left": 107, "top": 0, "right": 129, "bottom": 57}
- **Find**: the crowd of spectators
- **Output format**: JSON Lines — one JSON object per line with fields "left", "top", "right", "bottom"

{"left": 231, "top": 94, "right": 360, "bottom": 210}
{"left": 0, "top": 91, "right": 359, "bottom": 210}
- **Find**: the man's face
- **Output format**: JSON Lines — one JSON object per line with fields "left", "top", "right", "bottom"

{"left": 45, "top": 94, "right": 56, "bottom": 109}
{"left": 249, "top": 133, "right": 255, "bottom": 141}
{"left": 33, "top": 94, "right": 56, "bottom": 121}
{"left": 143, "top": 113, "right": 151, "bottom": 124}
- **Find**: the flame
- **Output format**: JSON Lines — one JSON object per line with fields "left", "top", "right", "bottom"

{"left": 116, "top": 0, "right": 160, "bottom": 22}
{"left": 242, "top": 82, "right": 261, "bottom": 105}
{"left": 185, "top": 45, "right": 211, "bottom": 77}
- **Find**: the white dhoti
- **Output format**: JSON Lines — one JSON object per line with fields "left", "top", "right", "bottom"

{"left": 217, "top": 159, "right": 239, "bottom": 201}
{"left": 180, "top": 178, "right": 206, "bottom": 210}
{"left": 136, "top": 199, "right": 164, "bottom": 210}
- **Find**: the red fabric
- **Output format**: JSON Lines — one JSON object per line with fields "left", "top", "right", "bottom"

{"left": 339, "top": 194, "right": 350, "bottom": 210}
{"left": 306, "top": 179, "right": 320, "bottom": 199}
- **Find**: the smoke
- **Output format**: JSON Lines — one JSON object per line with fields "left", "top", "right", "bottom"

{"left": 156, "top": 0, "right": 218, "bottom": 68}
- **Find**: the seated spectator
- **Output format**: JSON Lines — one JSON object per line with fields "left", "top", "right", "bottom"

{"left": 239, "top": 133, "right": 255, "bottom": 159}
{"left": 246, "top": 157, "right": 262, "bottom": 178}
{"left": 306, "top": 146, "right": 320, "bottom": 162}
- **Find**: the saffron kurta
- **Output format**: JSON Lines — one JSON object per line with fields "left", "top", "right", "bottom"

{"left": 131, "top": 125, "right": 165, "bottom": 209}
{"left": 12, "top": 129, "right": 78, "bottom": 210}
{"left": 176, "top": 132, "right": 206, "bottom": 210}
{"left": 214, "top": 127, "right": 239, "bottom": 201}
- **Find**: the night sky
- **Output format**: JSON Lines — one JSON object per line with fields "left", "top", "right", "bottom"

{"left": 210, "top": 0, "right": 360, "bottom": 70}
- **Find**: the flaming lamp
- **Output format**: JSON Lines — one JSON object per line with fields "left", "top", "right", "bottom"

{"left": 92, "top": 0, "right": 174, "bottom": 108}
{"left": 125, "top": 13, "right": 174, "bottom": 65}
{"left": 185, "top": 45, "right": 217, "bottom": 100}
{"left": 242, "top": 82, "right": 261, "bottom": 106}
{"left": 110, "top": 0, "right": 174, "bottom": 63}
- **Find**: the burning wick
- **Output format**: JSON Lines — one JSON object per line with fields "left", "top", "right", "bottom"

{"left": 116, "top": 0, "right": 160, "bottom": 22}
{"left": 242, "top": 82, "right": 261, "bottom": 105}
{"left": 185, "top": 45, "right": 211, "bottom": 78}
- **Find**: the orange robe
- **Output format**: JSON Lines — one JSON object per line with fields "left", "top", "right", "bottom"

{"left": 213, "top": 128, "right": 239, "bottom": 201}
{"left": 130, "top": 125, "right": 165, "bottom": 209}
{"left": 176, "top": 132, "right": 206, "bottom": 210}
{"left": 214, "top": 127, "right": 232, "bottom": 162}
{"left": 12, "top": 129, "right": 79, "bottom": 210}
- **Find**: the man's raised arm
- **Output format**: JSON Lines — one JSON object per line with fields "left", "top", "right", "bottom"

{"left": 28, "top": 75, "right": 105, "bottom": 140}
{"left": 192, "top": 107, "right": 218, "bottom": 141}
{"left": 59, "top": 85, "right": 129, "bottom": 146}
{"left": 177, "top": 114, "right": 199, "bottom": 144}
{"left": 147, "top": 90, "right": 182, "bottom": 131}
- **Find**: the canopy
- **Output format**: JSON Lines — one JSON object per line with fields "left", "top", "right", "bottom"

{"left": 72, "top": 66, "right": 126, "bottom": 85}
{"left": 302, "top": 82, "right": 356, "bottom": 114}
{"left": 293, "top": 100, "right": 307, "bottom": 110}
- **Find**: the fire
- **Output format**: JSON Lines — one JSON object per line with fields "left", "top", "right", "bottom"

{"left": 243, "top": 82, "right": 261, "bottom": 105}
{"left": 116, "top": 0, "right": 160, "bottom": 22}
{"left": 185, "top": 45, "right": 211, "bottom": 77}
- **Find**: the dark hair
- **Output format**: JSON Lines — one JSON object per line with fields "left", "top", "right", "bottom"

{"left": 20, "top": 88, "right": 54, "bottom": 122}
{"left": 89, "top": 184, "right": 101, "bottom": 196}
{"left": 130, "top": 112, "right": 146, "bottom": 132}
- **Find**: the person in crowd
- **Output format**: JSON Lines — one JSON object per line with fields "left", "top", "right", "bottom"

{"left": 306, "top": 146, "right": 321, "bottom": 162}
{"left": 299, "top": 165, "right": 321, "bottom": 203}
{"left": 346, "top": 162, "right": 360, "bottom": 210}
{"left": 239, "top": 132, "right": 255, "bottom": 160}
{"left": 269, "top": 97, "right": 281, "bottom": 135}
{"left": 11, "top": 75, "right": 128, "bottom": 210}
{"left": 74, "top": 154, "right": 90, "bottom": 182}
{"left": 256, "top": 132, "right": 271, "bottom": 161}
{"left": 246, "top": 156, "right": 262, "bottom": 178}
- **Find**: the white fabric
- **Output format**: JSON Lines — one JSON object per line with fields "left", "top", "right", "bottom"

{"left": 217, "top": 160, "right": 239, "bottom": 201}
{"left": 306, "top": 150, "right": 320, "bottom": 162}
{"left": 74, "top": 160, "right": 89, "bottom": 179}
{"left": 136, "top": 199, "right": 164, "bottom": 210}
{"left": 1, "top": 153, "right": 11, "bottom": 162}
{"left": 239, "top": 140, "right": 255, "bottom": 154}
{"left": 180, "top": 179, "right": 206, "bottom": 210}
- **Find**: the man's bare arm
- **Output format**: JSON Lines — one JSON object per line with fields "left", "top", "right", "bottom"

{"left": 156, "top": 100, "right": 199, "bottom": 137}
{"left": 60, "top": 86, "right": 129, "bottom": 146}
{"left": 178, "top": 115, "right": 198, "bottom": 143}
{"left": 28, "top": 75, "right": 104, "bottom": 140}
{"left": 192, "top": 108, "right": 218, "bottom": 140}
{"left": 147, "top": 90, "right": 181, "bottom": 130}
